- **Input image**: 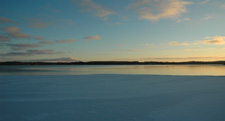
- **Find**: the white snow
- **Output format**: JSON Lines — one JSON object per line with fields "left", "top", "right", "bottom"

{"left": 1, "top": 75, "right": 225, "bottom": 121}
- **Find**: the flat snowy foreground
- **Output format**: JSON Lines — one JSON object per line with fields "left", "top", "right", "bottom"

{"left": 1, "top": 75, "right": 225, "bottom": 121}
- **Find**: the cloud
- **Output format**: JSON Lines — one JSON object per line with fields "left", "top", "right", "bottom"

{"left": 199, "top": 0, "right": 210, "bottom": 5}
{"left": 127, "top": 49, "right": 137, "bottom": 51}
{"left": 84, "top": 35, "right": 101, "bottom": 40}
{"left": 131, "top": 0, "right": 193, "bottom": 21}
{"left": 169, "top": 41, "right": 189, "bottom": 45}
{"left": 220, "top": 4, "right": 225, "bottom": 9}
{"left": 142, "top": 43, "right": 154, "bottom": 47}
{"left": 0, "top": 52, "right": 31, "bottom": 56}
{"left": 6, "top": 43, "right": 40, "bottom": 50}
{"left": 27, "top": 18, "right": 51, "bottom": 29}
{"left": 183, "top": 18, "right": 191, "bottom": 21}
{"left": 0, "top": 17, "right": 16, "bottom": 24}
{"left": 39, "top": 41, "right": 54, "bottom": 44}
{"left": 1, "top": 27, "right": 47, "bottom": 41}
{"left": 184, "top": 49, "right": 193, "bottom": 51}
{"left": 9, "top": 32, "right": 30, "bottom": 39}
{"left": 27, "top": 49, "right": 63, "bottom": 55}
{"left": 76, "top": 0, "right": 116, "bottom": 18}
{"left": 55, "top": 38, "right": 77, "bottom": 43}
{"left": 177, "top": 17, "right": 191, "bottom": 23}
{"left": 0, "top": 49, "right": 63, "bottom": 57}
{"left": 103, "top": 17, "right": 108, "bottom": 21}
{"left": 200, "top": 36, "right": 225, "bottom": 45}
{"left": 184, "top": 49, "right": 198, "bottom": 51}
{"left": 40, "top": 38, "right": 77, "bottom": 45}
{"left": 34, "top": 36, "right": 45, "bottom": 40}
{"left": 117, "top": 56, "right": 225, "bottom": 61}
{"left": 0, "top": 36, "right": 10, "bottom": 42}
{"left": 2, "top": 26, "right": 20, "bottom": 33}
{"left": 25, "top": 57, "right": 80, "bottom": 62}
{"left": 204, "top": 36, "right": 212, "bottom": 39}
{"left": 202, "top": 15, "right": 213, "bottom": 20}
{"left": 142, "top": 56, "right": 225, "bottom": 60}
{"left": 1, "top": 26, "right": 31, "bottom": 39}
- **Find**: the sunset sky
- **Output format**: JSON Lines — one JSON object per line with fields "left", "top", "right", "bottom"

{"left": 1, "top": 0, "right": 225, "bottom": 62}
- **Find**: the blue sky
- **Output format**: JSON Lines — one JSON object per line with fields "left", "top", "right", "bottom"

{"left": 0, "top": 0, "right": 225, "bottom": 62}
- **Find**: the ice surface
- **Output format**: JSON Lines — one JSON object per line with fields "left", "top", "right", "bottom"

{"left": 1, "top": 75, "right": 225, "bottom": 121}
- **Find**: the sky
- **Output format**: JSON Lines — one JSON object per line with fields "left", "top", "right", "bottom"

{"left": 0, "top": 0, "right": 225, "bottom": 62}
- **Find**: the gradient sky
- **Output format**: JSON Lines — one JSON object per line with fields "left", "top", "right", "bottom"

{"left": 0, "top": 0, "right": 225, "bottom": 62}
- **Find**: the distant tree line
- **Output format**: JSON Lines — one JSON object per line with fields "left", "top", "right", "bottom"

{"left": 0, "top": 61, "right": 225, "bottom": 65}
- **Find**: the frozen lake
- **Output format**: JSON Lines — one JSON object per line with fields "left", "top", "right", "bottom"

{"left": 1, "top": 65, "right": 225, "bottom": 120}
{"left": 1, "top": 75, "right": 225, "bottom": 121}
{"left": 0, "top": 65, "right": 225, "bottom": 75}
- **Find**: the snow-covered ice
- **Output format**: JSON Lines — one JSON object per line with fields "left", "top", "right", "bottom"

{"left": 1, "top": 75, "right": 225, "bottom": 121}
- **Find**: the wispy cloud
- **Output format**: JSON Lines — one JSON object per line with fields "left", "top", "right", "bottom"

{"left": 142, "top": 56, "right": 225, "bottom": 60}
{"left": 169, "top": 41, "right": 189, "bottom": 45}
{"left": 184, "top": 49, "right": 192, "bottom": 51}
{"left": 25, "top": 57, "right": 80, "bottom": 62}
{"left": 55, "top": 38, "right": 77, "bottom": 43}
{"left": 200, "top": 36, "right": 225, "bottom": 45}
{"left": 0, "top": 49, "right": 63, "bottom": 57}
{"left": 76, "top": 0, "right": 116, "bottom": 19}
{"left": 0, "top": 26, "right": 48, "bottom": 41}
{"left": 202, "top": 15, "right": 213, "bottom": 20}
{"left": 177, "top": 17, "right": 191, "bottom": 23}
{"left": 9, "top": 32, "right": 30, "bottom": 39}
{"left": 220, "top": 4, "right": 225, "bottom": 9}
{"left": 2, "top": 26, "right": 20, "bottom": 33}
{"left": 40, "top": 39, "right": 77, "bottom": 44}
{"left": 1, "top": 26, "right": 31, "bottom": 39}
{"left": 199, "top": 0, "right": 210, "bottom": 5}
{"left": 127, "top": 49, "right": 137, "bottom": 51}
{"left": 204, "top": 36, "right": 212, "bottom": 39}
{"left": 103, "top": 17, "right": 108, "bottom": 21}
{"left": 0, "top": 17, "right": 16, "bottom": 24}
{"left": 0, "top": 36, "right": 10, "bottom": 42}
{"left": 142, "top": 43, "right": 154, "bottom": 47}
{"left": 27, "top": 18, "right": 51, "bottom": 29}
{"left": 85, "top": 35, "right": 101, "bottom": 41}
{"left": 27, "top": 49, "right": 63, "bottom": 55}
{"left": 184, "top": 49, "right": 198, "bottom": 51}
{"left": 6, "top": 43, "right": 40, "bottom": 50}
{"left": 131, "top": 0, "right": 193, "bottom": 21}
{"left": 34, "top": 35, "right": 45, "bottom": 40}
{"left": 0, "top": 52, "right": 30, "bottom": 57}
{"left": 39, "top": 41, "right": 54, "bottom": 44}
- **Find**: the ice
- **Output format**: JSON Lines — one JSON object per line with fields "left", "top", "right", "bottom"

{"left": 1, "top": 75, "right": 225, "bottom": 121}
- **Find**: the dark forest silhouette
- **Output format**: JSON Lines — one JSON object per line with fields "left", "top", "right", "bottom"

{"left": 0, "top": 61, "right": 225, "bottom": 65}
